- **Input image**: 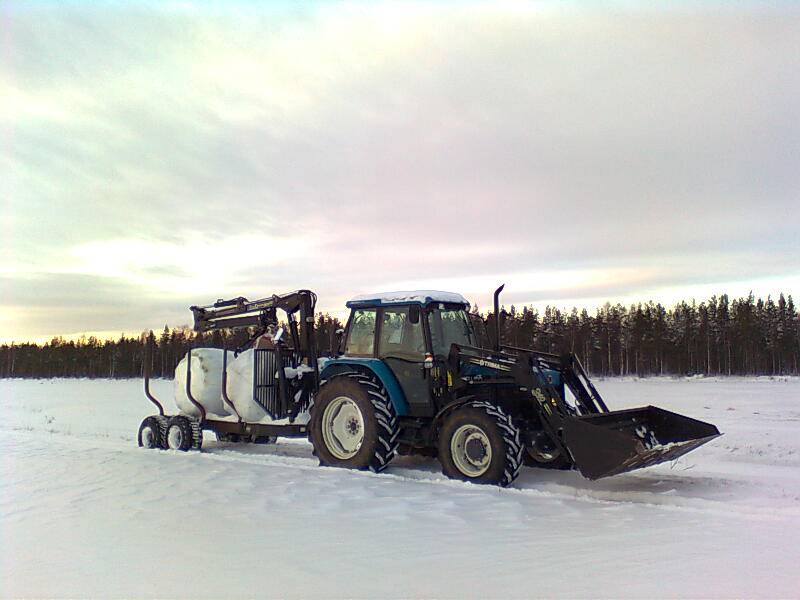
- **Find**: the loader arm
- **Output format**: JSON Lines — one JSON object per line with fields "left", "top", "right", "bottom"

{"left": 448, "top": 343, "right": 720, "bottom": 480}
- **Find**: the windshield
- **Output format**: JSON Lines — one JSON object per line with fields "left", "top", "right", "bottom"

{"left": 427, "top": 307, "right": 475, "bottom": 356}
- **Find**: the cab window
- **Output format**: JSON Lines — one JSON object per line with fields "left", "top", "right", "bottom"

{"left": 378, "top": 307, "right": 426, "bottom": 360}
{"left": 345, "top": 309, "right": 376, "bottom": 356}
{"left": 428, "top": 308, "right": 475, "bottom": 356}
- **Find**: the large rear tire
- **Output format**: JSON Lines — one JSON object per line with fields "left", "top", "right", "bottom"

{"left": 309, "top": 372, "right": 398, "bottom": 473}
{"left": 438, "top": 401, "right": 523, "bottom": 487}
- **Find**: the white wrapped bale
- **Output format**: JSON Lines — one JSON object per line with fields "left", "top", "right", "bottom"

{"left": 173, "top": 348, "right": 230, "bottom": 418}
{"left": 226, "top": 349, "right": 271, "bottom": 422}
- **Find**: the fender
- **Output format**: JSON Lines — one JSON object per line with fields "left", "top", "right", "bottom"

{"left": 320, "top": 357, "right": 410, "bottom": 416}
{"left": 431, "top": 396, "right": 476, "bottom": 431}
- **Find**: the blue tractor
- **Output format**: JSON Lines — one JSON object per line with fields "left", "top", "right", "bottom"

{"left": 140, "top": 286, "right": 720, "bottom": 487}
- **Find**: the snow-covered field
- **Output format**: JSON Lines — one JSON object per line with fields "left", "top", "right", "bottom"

{"left": 2, "top": 377, "right": 799, "bottom": 599}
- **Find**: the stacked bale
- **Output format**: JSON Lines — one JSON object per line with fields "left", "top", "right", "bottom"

{"left": 173, "top": 348, "right": 230, "bottom": 419}
{"left": 225, "top": 349, "right": 272, "bottom": 422}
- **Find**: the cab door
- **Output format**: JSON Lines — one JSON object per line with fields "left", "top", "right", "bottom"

{"left": 377, "top": 306, "right": 433, "bottom": 417}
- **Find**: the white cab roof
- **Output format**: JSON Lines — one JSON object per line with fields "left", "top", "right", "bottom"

{"left": 347, "top": 290, "right": 469, "bottom": 308}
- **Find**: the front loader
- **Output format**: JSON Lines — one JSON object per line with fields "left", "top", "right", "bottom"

{"left": 139, "top": 285, "right": 720, "bottom": 487}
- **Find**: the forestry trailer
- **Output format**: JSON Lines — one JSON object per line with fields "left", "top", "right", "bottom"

{"left": 138, "top": 286, "right": 720, "bottom": 487}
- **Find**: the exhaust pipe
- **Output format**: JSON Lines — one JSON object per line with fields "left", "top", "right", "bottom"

{"left": 493, "top": 284, "right": 505, "bottom": 351}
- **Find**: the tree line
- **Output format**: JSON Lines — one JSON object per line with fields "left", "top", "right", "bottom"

{"left": 1, "top": 293, "right": 798, "bottom": 379}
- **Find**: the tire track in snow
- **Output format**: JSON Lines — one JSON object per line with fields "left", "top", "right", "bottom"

{"left": 3, "top": 426, "right": 795, "bottom": 521}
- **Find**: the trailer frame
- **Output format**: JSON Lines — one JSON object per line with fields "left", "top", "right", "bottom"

{"left": 142, "top": 338, "right": 311, "bottom": 445}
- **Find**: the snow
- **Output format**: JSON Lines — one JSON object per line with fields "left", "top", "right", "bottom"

{"left": 2, "top": 376, "right": 800, "bottom": 598}
{"left": 283, "top": 364, "right": 315, "bottom": 379}
{"left": 347, "top": 290, "right": 469, "bottom": 307}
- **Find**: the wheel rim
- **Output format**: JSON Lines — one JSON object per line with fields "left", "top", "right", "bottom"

{"left": 322, "top": 396, "right": 365, "bottom": 460}
{"left": 141, "top": 426, "right": 157, "bottom": 448}
{"left": 167, "top": 425, "right": 184, "bottom": 449}
{"left": 451, "top": 424, "right": 492, "bottom": 477}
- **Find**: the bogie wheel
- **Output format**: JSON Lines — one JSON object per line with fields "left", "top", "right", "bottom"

{"left": 309, "top": 372, "right": 398, "bottom": 472}
{"left": 138, "top": 415, "right": 166, "bottom": 449}
{"left": 438, "top": 401, "right": 524, "bottom": 487}
{"left": 166, "top": 416, "right": 199, "bottom": 452}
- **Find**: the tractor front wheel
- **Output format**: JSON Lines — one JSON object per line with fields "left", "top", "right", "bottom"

{"left": 438, "top": 402, "right": 524, "bottom": 487}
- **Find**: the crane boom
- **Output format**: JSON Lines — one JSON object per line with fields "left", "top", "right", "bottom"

{"left": 190, "top": 289, "right": 318, "bottom": 358}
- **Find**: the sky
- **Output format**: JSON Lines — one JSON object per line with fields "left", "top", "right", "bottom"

{"left": 1, "top": 1, "right": 799, "bottom": 343}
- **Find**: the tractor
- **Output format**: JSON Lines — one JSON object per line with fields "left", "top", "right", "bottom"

{"left": 139, "top": 286, "right": 720, "bottom": 487}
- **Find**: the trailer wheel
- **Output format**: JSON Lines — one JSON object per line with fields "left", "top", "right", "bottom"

{"left": 138, "top": 416, "right": 165, "bottom": 449}
{"left": 438, "top": 401, "right": 524, "bottom": 487}
{"left": 309, "top": 372, "right": 398, "bottom": 473}
{"left": 166, "top": 416, "right": 194, "bottom": 451}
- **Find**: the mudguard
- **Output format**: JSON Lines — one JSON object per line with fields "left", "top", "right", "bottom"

{"left": 320, "top": 358, "right": 410, "bottom": 416}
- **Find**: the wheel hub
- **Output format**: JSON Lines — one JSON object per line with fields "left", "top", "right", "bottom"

{"left": 346, "top": 416, "right": 361, "bottom": 436}
{"left": 465, "top": 436, "right": 488, "bottom": 462}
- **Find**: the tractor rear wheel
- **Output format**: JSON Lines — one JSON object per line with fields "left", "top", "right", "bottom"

{"left": 309, "top": 372, "right": 398, "bottom": 473}
{"left": 438, "top": 401, "right": 524, "bottom": 487}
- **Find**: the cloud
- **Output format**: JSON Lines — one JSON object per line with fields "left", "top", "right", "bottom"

{"left": 2, "top": 1, "right": 799, "bottom": 341}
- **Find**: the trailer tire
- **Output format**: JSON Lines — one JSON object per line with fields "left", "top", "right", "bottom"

{"left": 138, "top": 416, "right": 166, "bottom": 449}
{"left": 438, "top": 401, "right": 524, "bottom": 487}
{"left": 166, "top": 416, "right": 194, "bottom": 451}
{"left": 309, "top": 372, "right": 398, "bottom": 473}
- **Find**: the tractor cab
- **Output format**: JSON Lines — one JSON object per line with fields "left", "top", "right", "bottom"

{"left": 335, "top": 291, "right": 473, "bottom": 417}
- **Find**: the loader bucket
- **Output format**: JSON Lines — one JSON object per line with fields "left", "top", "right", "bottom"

{"left": 561, "top": 406, "right": 721, "bottom": 480}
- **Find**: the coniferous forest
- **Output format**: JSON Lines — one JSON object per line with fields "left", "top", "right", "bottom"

{"left": 1, "top": 293, "right": 798, "bottom": 379}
